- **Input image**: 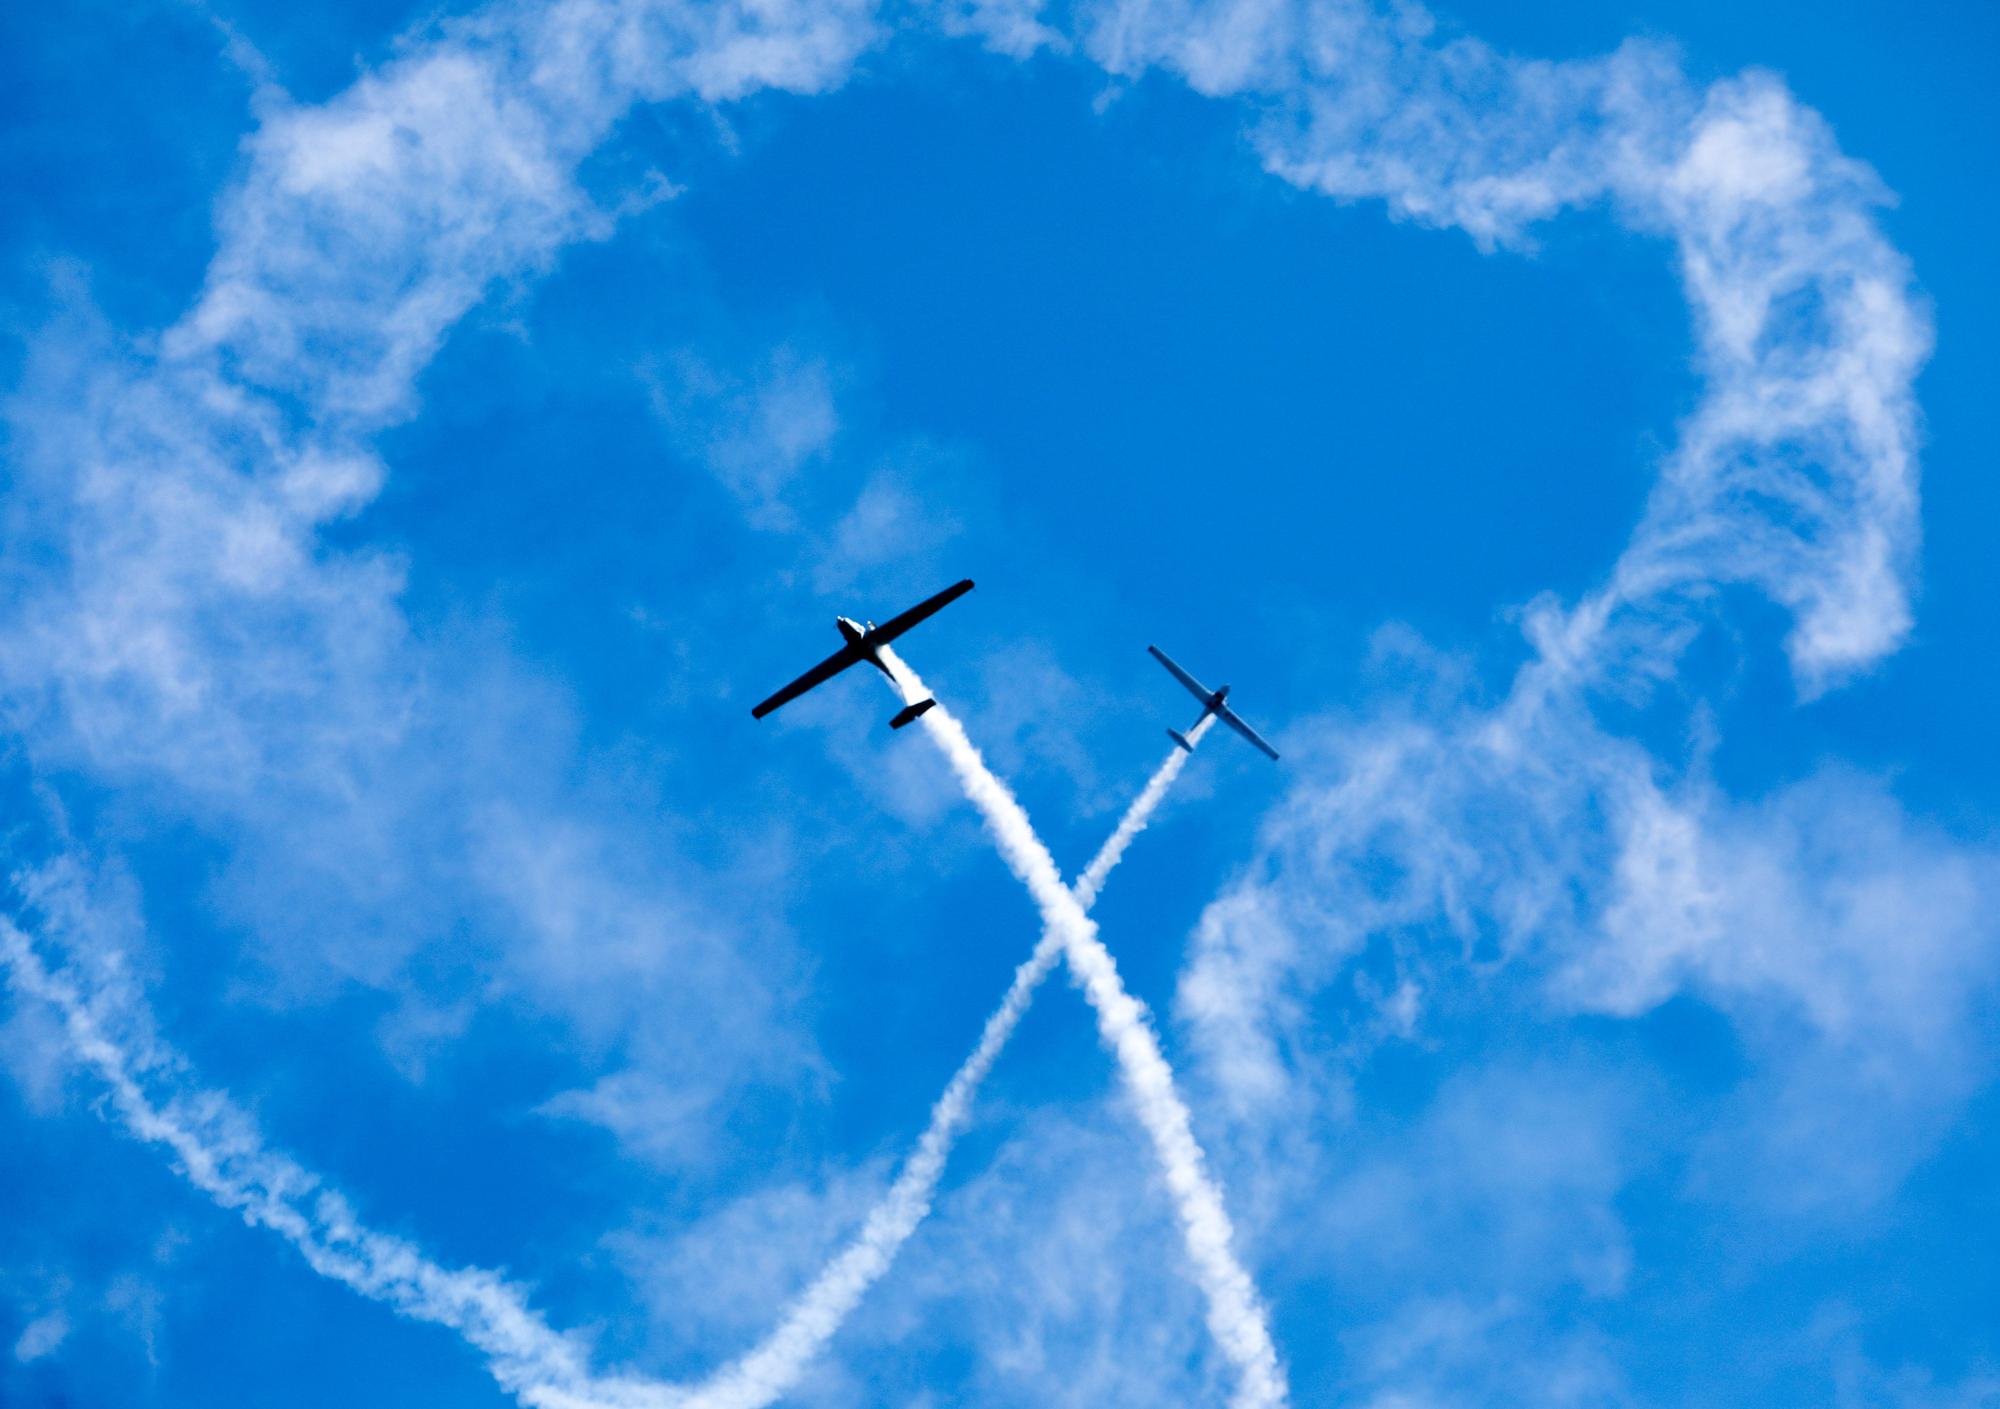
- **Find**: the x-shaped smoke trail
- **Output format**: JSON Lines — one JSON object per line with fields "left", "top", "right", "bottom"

{"left": 681, "top": 702, "right": 1224, "bottom": 1409}
{"left": 869, "top": 648, "right": 1287, "bottom": 1409}
{"left": 1, "top": 659, "right": 1280, "bottom": 1409}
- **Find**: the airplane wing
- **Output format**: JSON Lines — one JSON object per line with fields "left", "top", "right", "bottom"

{"left": 1216, "top": 702, "right": 1280, "bottom": 761}
{"left": 1147, "top": 645, "right": 1215, "bottom": 703}
{"left": 869, "top": 579, "right": 975, "bottom": 644}
{"left": 750, "top": 642, "right": 868, "bottom": 718}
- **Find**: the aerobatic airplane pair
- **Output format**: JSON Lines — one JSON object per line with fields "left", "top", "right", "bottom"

{"left": 750, "top": 580, "right": 1280, "bottom": 761}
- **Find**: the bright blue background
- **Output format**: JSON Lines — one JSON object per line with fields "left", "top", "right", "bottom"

{"left": 2, "top": 2, "right": 1997, "bottom": 1405}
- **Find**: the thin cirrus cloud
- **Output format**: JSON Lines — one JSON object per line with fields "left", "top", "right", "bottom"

{"left": 0, "top": 0, "right": 1964, "bottom": 1406}
{"left": 4, "top": 0, "right": 880, "bottom": 805}
{"left": 641, "top": 344, "right": 842, "bottom": 532}
{"left": 1083, "top": 0, "right": 1927, "bottom": 690}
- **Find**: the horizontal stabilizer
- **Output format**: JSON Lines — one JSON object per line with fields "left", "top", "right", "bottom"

{"left": 1167, "top": 728, "right": 1193, "bottom": 753}
{"left": 890, "top": 698, "right": 937, "bottom": 730}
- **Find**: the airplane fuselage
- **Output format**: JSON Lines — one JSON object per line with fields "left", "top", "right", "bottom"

{"left": 837, "top": 616, "right": 892, "bottom": 676}
{"left": 749, "top": 579, "right": 972, "bottom": 726}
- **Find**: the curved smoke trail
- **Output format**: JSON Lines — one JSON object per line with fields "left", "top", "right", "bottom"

{"left": 0, "top": 905, "right": 603, "bottom": 1404}
{"left": 877, "top": 648, "right": 1286, "bottom": 1409}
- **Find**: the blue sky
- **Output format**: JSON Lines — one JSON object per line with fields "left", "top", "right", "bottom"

{"left": 2, "top": 0, "right": 1997, "bottom": 1405}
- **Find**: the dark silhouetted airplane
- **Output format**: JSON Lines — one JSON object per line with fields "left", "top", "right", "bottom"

{"left": 752, "top": 579, "right": 974, "bottom": 730}
{"left": 1149, "top": 645, "right": 1279, "bottom": 761}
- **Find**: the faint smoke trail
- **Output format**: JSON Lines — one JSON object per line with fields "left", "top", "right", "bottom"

{"left": 5, "top": 881, "right": 723, "bottom": 1409}
{"left": 689, "top": 713, "right": 1214, "bottom": 1408}
{"left": 0, "top": 900, "right": 609, "bottom": 1407}
{"left": 876, "top": 648, "right": 1287, "bottom": 1409}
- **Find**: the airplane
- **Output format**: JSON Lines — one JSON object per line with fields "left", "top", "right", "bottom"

{"left": 1148, "top": 645, "right": 1280, "bottom": 761}
{"left": 752, "top": 579, "right": 975, "bottom": 729}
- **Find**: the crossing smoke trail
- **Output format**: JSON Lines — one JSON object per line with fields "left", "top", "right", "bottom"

{"left": 876, "top": 648, "right": 1287, "bottom": 1409}
{"left": 689, "top": 710, "right": 1216, "bottom": 1409}
{"left": 1, "top": 715, "right": 1218, "bottom": 1409}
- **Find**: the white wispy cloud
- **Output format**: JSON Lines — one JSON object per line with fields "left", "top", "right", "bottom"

{"left": 12, "top": 1310, "right": 69, "bottom": 1365}
{"left": 5, "top": 0, "right": 879, "bottom": 808}
{"left": 1051, "top": 6, "right": 1953, "bottom": 1394}
{"left": 1066, "top": 0, "right": 1943, "bottom": 1138}
{"left": 643, "top": 345, "right": 842, "bottom": 531}
{"left": 1087, "top": 0, "right": 1927, "bottom": 693}
{"left": 874, "top": 1109, "right": 1234, "bottom": 1405}
{"left": 175, "top": 0, "right": 880, "bottom": 427}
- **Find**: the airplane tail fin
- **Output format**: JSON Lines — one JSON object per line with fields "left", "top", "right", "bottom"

{"left": 1167, "top": 728, "right": 1193, "bottom": 753}
{"left": 890, "top": 698, "right": 937, "bottom": 730}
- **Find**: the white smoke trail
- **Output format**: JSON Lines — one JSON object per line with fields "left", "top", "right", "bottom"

{"left": 0, "top": 902, "right": 610, "bottom": 1406}
{"left": 1077, "top": 714, "right": 1216, "bottom": 909}
{"left": 692, "top": 711, "right": 1216, "bottom": 1408}
{"left": 876, "top": 648, "right": 1286, "bottom": 1409}
{"left": 0, "top": 717, "right": 1216, "bottom": 1409}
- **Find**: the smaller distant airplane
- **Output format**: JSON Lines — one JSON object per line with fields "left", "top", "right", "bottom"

{"left": 752, "top": 579, "right": 975, "bottom": 729}
{"left": 1148, "top": 645, "right": 1280, "bottom": 761}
